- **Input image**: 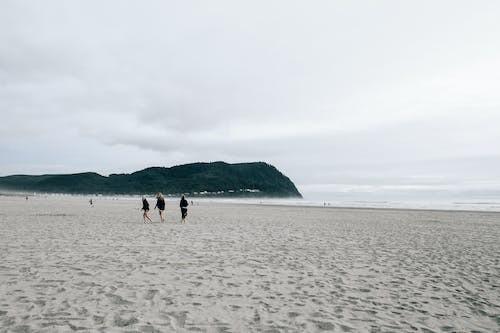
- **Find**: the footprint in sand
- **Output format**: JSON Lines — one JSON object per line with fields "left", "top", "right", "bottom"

{"left": 10, "top": 324, "right": 32, "bottom": 333}
{"left": 166, "top": 311, "right": 188, "bottom": 329}
{"left": 93, "top": 315, "right": 105, "bottom": 325}
{"left": 106, "top": 293, "right": 133, "bottom": 305}
{"left": 144, "top": 289, "right": 158, "bottom": 301}
{"left": 113, "top": 314, "right": 139, "bottom": 327}
{"left": 311, "top": 320, "right": 335, "bottom": 331}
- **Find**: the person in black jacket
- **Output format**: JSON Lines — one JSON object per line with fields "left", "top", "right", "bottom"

{"left": 141, "top": 196, "right": 152, "bottom": 223}
{"left": 154, "top": 193, "right": 166, "bottom": 222}
{"left": 180, "top": 195, "right": 189, "bottom": 223}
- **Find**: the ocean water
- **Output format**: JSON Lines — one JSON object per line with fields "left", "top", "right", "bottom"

{"left": 7, "top": 191, "right": 500, "bottom": 212}
{"left": 299, "top": 191, "right": 500, "bottom": 211}
{"left": 198, "top": 197, "right": 500, "bottom": 212}
{"left": 181, "top": 191, "right": 500, "bottom": 212}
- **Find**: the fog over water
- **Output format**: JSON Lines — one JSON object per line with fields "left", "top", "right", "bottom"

{"left": 1, "top": 1, "right": 499, "bottom": 205}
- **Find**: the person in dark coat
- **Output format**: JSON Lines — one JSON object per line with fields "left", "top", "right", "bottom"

{"left": 142, "top": 196, "right": 152, "bottom": 223}
{"left": 154, "top": 192, "right": 166, "bottom": 222}
{"left": 180, "top": 195, "right": 189, "bottom": 223}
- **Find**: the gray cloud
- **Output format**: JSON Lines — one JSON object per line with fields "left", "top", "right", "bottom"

{"left": 1, "top": 0, "right": 500, "bottom": 199}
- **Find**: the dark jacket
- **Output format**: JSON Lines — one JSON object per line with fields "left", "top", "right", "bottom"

{"left": 155, "top": 197, "right": 165, "bottom": 210}
{"left": 180, "top": 198, "right": 188, "bottom": 209}
{"left": 142, "top": 198, "right": 149, "bottom": 211}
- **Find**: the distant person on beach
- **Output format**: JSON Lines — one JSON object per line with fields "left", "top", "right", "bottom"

{"left": 89, "top": 198, "right": 93, "bottom": 206}
{"left": 180, "top": 195, "right": 189, "bottom": 223}
{"left": 141, "top": 196, "right": 152, "bottom": 223}
{"left": 155, "top": 192, "right": 166, "bottom": 222}
{"left": 25, "top": 196, "right": 28, "bottom": 200}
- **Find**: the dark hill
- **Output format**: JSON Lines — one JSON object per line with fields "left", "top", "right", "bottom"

{"left": 0, "top": 162, "right": 302, "bottom": 197}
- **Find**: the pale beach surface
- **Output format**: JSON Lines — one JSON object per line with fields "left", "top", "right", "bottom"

{"left": 0, "top": 196, "right": 499, "bottom": 332}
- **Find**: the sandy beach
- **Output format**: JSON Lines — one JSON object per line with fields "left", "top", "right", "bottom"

{"left": 0, "top": 196, "right": 499, "bottom": 332}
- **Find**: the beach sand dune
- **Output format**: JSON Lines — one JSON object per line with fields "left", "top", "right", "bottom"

{"left": 0, "top": 197, "right": 499, "bottom": 332}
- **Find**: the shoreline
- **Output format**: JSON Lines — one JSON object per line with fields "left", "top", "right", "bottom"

{"left": 3, "top": 192, "right": 500, "bottom": 214}
{"left": 158, "top": 197, "right": 500, "bottom": 214}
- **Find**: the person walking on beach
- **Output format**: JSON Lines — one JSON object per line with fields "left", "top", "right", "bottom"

{"left": 89, "top": 198, "right": 93, "bottom": 207}
{"left": 142, "top": 196, "right": 153, "bottom": 223}
{"left": 180, "top": 195, "right": 189, "bottom": 223}
{"left": 154, "top": 192, "right": 166, "bottom": 222}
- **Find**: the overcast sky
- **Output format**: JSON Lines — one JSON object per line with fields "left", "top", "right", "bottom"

{"left": 1, "top": 1, "right": 499, "bottom": 199}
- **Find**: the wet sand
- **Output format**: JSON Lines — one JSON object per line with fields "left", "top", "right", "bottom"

{"left": 0, "top": 196, "right": 499, "bottom": 332}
